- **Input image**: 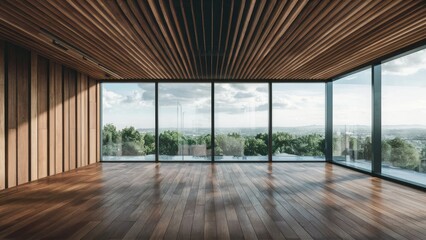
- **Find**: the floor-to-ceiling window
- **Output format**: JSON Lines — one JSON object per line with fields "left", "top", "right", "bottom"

{"left": 272, "top": 83, "right": 325, "bottom": 161}
{"left": 332, "top": 69, "right": 372, "bottom": 171}
{"left": 382, "top": 48, "right": 426, "bottom": 185}
{"left": 158, "top": 83, "right": 211, "bottom": 161}
{"left": 214, "top": 83, "right": 269, "bottom": 161}
{"left": 101, "top": 83, "right": 156, "bottom": 161}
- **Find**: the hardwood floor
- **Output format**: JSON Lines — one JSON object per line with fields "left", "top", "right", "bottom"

{"left": 0, "top": 163, "right": 425, "bottom": 240}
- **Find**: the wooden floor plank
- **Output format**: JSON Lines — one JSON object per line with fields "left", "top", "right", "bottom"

{"left": 0, "top": 162, "right": 425, "bottom": 240}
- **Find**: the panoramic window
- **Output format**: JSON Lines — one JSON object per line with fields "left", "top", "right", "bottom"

{"left": 102, "top": 83, "right": 156, "bottom": 161}
{"left": 272, "top": 83, "right": 325, "bottom": 161}
{"left": 382, "top": 48, "right": 426, "bottom": 186}
{"left": 214, "top": 83, "right": 268, "bottom": 161}
{"left": 158, "top": 83, "right": 211, "bottom": 161}
{"left": 333, "top": 69, "right": 372, "bottom": 171}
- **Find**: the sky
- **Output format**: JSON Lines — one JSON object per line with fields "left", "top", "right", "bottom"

{"left": 102, "top": 48, "right": 426, "bottom": 130}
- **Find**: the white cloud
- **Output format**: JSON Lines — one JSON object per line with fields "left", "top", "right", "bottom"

{"left": 103, "top": 89, "right": 125, "bottom": 109}
{"left": 383, "top": 49, "right": 426, "bottom": 76}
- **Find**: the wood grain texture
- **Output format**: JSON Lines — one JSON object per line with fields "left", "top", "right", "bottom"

{"left": 54, "top": 63, "right": 63, "bottom": 174}
{"left": 7, "top": 44, "right": 17, "bottom": 188}
{"left": 88, "top": 78, "right": 96, "bottom": 165}
{"left": 16, "top": 46, "right": 30, "bottom": 185}
{"left": 48, "top": 61, "right": 56, "bottom": 176}
{"left": 76, "top": 73, "right": 82, "bottom": 168}
{"left": 0, "top": 163, "right": 425, "bottom": 239}
{"left": 96, "top": 82, "right": 100, "bottom": 163}
{"left": 63, "top": 68, "right": 70, "bottom": 172}
{"left": 37, "top": 56, "right": 48, "bottom": 179}
{"left": 1, "top": 42, "right": 99, "bottom": 189}
{"left": 0, "top": 41, "right": 4, "bottom": 190}
{"left": 0, "top": 0, "right": 425, "bottom": 80}
{"left": 81, "top": 75, "right": 88, "bottom": 167}
{"left": 69, "top": 70, "right": 77, "bottom": 170}
{"left": 30, "top": 51, "right": 38, "bottom": 181}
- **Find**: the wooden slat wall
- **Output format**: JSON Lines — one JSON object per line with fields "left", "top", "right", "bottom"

{"left": 96, "top": 82, "right": 100, "bottom": 163}
{"left": 37, "top": 56, "right": 48, "bottom": 179}
{"left": 48, "top": 61, "right": 56, "bottom": 176}
{"left": 69, "top": 70, "right": 77, "bottom": 170}
{"left": 0, "top": 42, "right": 100, "bottom": 190}
{"left": 63, "top": 68, "right": 70, "bottom": 172}
{"left": 77, "top": 73, "right": 90, "bottom": 167}
{"left": 30, "top": 52, "right": 37, "bottom": 181}
{"left": 0, "top": 41, "right": 4, "bottom": 190}
{"left": 7, "top": 45, "right": 17, "bottom": 188}
{"left": 16, "top": 45, "right": 29, "bottom": 185}
{"left": 88, "top": 78, "right": 96, "bottom": 165}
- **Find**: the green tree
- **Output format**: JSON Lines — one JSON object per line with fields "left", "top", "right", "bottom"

{"left": 102, "top": 124, "right": 121, "bottom": 156}
{"left": 102, "top": 124, "right": 120, "bottom": 145}
{"left": 382, "top": 138, "right": 420, "bottom": 170}
{"left": 244, "top": 137, "right": 267, "bottom": 156}
{"left": 121, "top": 127, "right": 145, "bottom": 156}
{"left": 159, "top": 130, "right": 182, "bottom": 155}
{"left": 215, "top": 133, "right": 244, "bottom": 156}
{"left": 272, "top": 132, "right": 294, "bottom": 154}
{"left": 143, "top": 133, "right": 155, "bottom": 155}
{"left": 272, "top": 132, "right": 324, "bottom": 156}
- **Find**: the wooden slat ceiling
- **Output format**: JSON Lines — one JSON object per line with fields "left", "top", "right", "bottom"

{"left": 0, "top": 0, "right": 425, "bottom": 80}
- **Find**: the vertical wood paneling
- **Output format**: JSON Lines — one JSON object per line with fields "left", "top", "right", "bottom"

{"left": 96, "top": 82, "right": 100, "bottom": 163}
{"left": 76, "top": 73, "right": 82, "bottom": 168}
{"left": 0, "top": 41, "right": 5, "bottom": 190}
{"left": 48, "top": 62, "right": 56, "bottom": 176}
{"left": 63, "top": 68, "right": 69, "bottom": 172}
{"left": 88, "top": 78, "right": 96, "bottom": 164}
{"left": 37, "top": 56, "right": 48, "bottom": 179}
{"left": 16, "top": 47, "right": 30, "bottom": 185}
{"left": 81, "top": 74, "right": 88, "bottom": 166}
{"left": 30, "top": 51, "right": 38, "bottom": 181}
{"left": 69, "top": 70, "right": 77, "bottom": 170}
{"left": 54, "top": 64, "right": 63, "bottom": 174}
{"left": 1, "top": 41, "right": 99, "bottom": 189}
{"left": 7, "top": 45, "right": 17, "bottom": 188}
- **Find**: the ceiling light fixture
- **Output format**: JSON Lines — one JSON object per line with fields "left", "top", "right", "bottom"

{"left": 39, "top": 28, "right": 120, "bottom": 79}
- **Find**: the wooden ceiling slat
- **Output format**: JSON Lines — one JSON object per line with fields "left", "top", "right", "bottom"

{"left": 291, "top": 0, "right": 423, "bottom": 79}
{"left": 276, "top": 0, "right": 402, "bottom": 78}
{"left": 235, "top": 0, "right": 280, "bottom": 79}
{"left": 256, "top": 0, "right": 347, "bottom": 79}
{"left": 127, "top": 1, "right": 178, "bottom": 78}
{"left": 117, "top": 1, "right": 170, "bottom": 78}
{"left": 223, "top": 0, "right": 246, "bottom": 77}
{"left": 313, "top": 13, "right": 426, "bottom": 79}
{"left": 138, "top": 0, "right": 185, "bottom": 78}
{"left": 219, "top": 0, "right": 235, "bottom": 79}
{"left": 228, "top": 0, "right": 256, "bottom": 78}
{"left": 232, "top": 0, "right": 270, "bottom": 78}
{"left": 256, "top": 0, "right": 363, "bottom": 79}
{"left": 0, "top": 0, "right": 424, "bottom": 80}
{"left": 97, "top": 0, "right": 164, "bottom": 78}
{"left": 245, "top": 0, "right": 308, "bottom": 79}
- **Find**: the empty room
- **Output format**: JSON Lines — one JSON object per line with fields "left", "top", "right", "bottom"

{"left": 0, "top": 0, "right": 425, "bottom": 239}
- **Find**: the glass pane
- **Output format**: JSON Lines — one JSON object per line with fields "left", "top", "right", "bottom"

{"left": 333, "top": 69, "right": 372, "bottom": 171}
{"left": 214, "top": 83, "right": 268, "bottom": 161}
{"left": 272, "top": 83, "right": 325, "bottom": 161}
{"left": 382, "top": 48, "right": 426, "bottom": 186}
{"left": 158, "top": 83, "right": 211, "bottom": 161}
{"left": 102, "top": 83, "right": 156, "bottom": 161}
